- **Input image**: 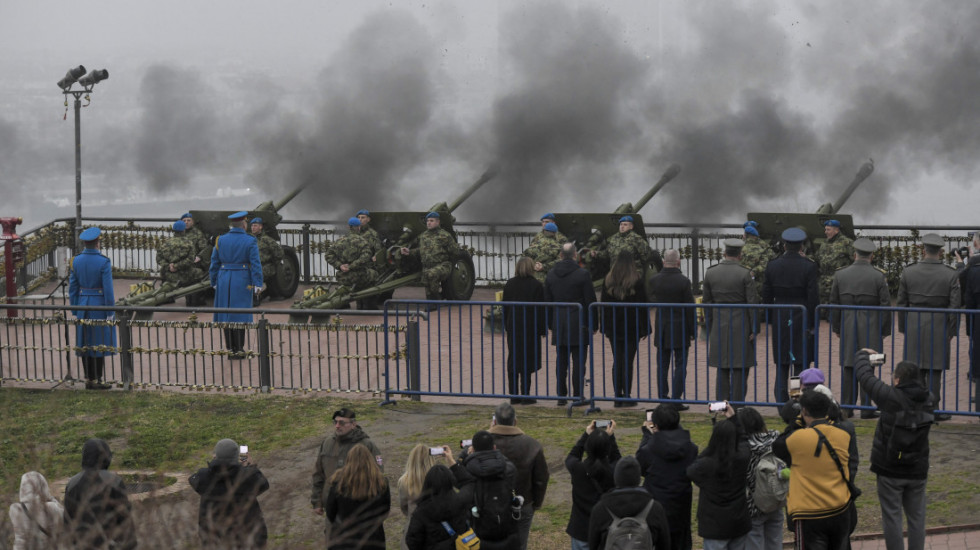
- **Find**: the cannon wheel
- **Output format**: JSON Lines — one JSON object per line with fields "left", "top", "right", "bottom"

{"left": 270, "top": 247, "right": 300, "bottom": 298}
{"left": 442, "top": 250, "right": 476, "bottom": 300}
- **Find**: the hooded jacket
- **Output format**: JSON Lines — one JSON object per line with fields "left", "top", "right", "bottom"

{"left": 311, "top": 426, "right": 383, "bottom": 508}
{"left": 63, "top": 438, "right": 137, "bottom": 550}
{"left": 452, "top": 449, "right": 519, "bottom": 550}
{"left": 404, "top": 488, "right": 472, "bottom": 550}
{"left": 564, "top": 431, "right": 621, "bottom": 541}
{"left": 9, "top": 471, "right": 64, "bottom": 550}
{"left": 636, "top": 426, "right": 698, "bottom": 531}
{"left": 587, "top": 487, "right": 671, "bottom": 550}
{"left": 189, "top": 458, "right": 270, "bottom": 548}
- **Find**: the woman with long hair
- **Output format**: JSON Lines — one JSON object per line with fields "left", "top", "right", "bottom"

{"left": 502, "top": 256, "right": 547, "bottom": 403}
{"left": 600, "top": 251, "right": 651, "bottom": 406}
{"left": 405, "top": 462, "right": 472, "bottom": 550}
{"left": 686, "top": 414, "right": 751, "bottom": 549}
{"left": 739, "top": 408, "right": 784, "bottom": 550}
{"left": 565, "top": 420, "right": 621, "bottom": 549}
{"left": 397, "top": 444, "right": 439, "bottom": 549}
{"left": 325, "top": 444, "right": 391, "bottom": 550}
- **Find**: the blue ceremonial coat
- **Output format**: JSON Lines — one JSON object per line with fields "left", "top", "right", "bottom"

{"left": 209, "top": 227, "right": 263, "bottom": 323}
{"left": 69, "top": 248, "right": 117, "bottom": 357}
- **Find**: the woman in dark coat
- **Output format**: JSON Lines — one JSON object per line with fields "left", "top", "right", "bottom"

{"left": 565, "top": 421, "right": 621, "bottom": 549}
{"left": 405, "top": 463, "right": 472, "bottom": 550}
{"left": 502, "top": 256, "right": 547, "bottom": 404}
{"left": 600, "top": 251, "right": 652, "bottom": 405}
{"left": 325, "top": 443, "right": 391, "bottom": 550}
{"left": 686, "top": 415, "right": 751, "bottom": 547}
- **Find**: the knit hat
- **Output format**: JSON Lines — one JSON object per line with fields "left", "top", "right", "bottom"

{"left": 214, "top": 438, "right": 239, "bottom": 461}
{"left": 812, "top": 384, "right": 835, "bottom": 401}
{"left": 614, "top": 456, "right": 641, "bottom": 488}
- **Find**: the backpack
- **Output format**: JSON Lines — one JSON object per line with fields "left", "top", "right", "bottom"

{"left": 751, "top": 449, "right": 789, "bottom": 513}
{"left": 469, "top": 475, "right": 517, "bottom": 542}
{"left": 886, "top": 396, "right": 934, "bottom": 466}
{"left": 603, "top": 498, "right": 655, "bottom": 550}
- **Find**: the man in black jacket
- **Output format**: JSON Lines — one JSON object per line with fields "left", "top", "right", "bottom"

{"left": 648, "top": 249, "right": 696, "bottom": 408}
{"left": 589, "top": 456, "right": 671, "bottom": 549}
{"left": 545, "top": 243, "right": 597, "bottom": 406}
{"left": 64, "top": 438, "right": 137, "bottom": 550}
{"left": 451, "top": 430, "right": 520, "bottom": 550}
{"left": 855, "top": 349, "right": 933, "bottom": 550}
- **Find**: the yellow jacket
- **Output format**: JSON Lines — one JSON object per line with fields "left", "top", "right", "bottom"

{"left": 772, "top": 420, "right": 852, "bottom": 521}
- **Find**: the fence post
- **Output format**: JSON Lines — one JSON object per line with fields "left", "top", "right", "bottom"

{"left": 691, "top": 228, "right": 701, "bottom": 290}
{"left": 117, "top": 315, "right": 134, "bottom": 389}
{"left": 257, "top": 318, "right": 271, "bottom": 393}
{"left": 302, "top": 224, "right": 311, "bottom": 284}
{"left": 407, "top": 318, "right": 421, "bottom": 401}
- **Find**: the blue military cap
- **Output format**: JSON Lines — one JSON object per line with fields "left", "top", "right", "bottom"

{"left": 250, "top": 217, "right": 263, "bottom": 225}
{"left": 544, "top": 222, "right": 558, "bottom": 232}
{"left": 822, "top": 219, "right": 841, "bottom": 228}
{"left": 743, "top": 220, "right": 759, "bottom": 228}
{"left": 180, "top": 212, "right": 192, "bottom": 219}
{"left": 356, "top": 209, "right": 370, "bottom": 216}
{"left": 426, "top": 212, "right": 440, "bottom": 219}
{"left": 172, "top": 220, "right": 186, "bottom": 232}
{"left": 540, "top": 213, "right": 556, "bottom": 221}
{"left": 781, "top": 227, "right": 807, "bottom": 243}
{"left": 619, "top": 215, "right": 634, "bottom": 223}
{"left": 228, "top": 211, "right": 249, "bottom": 220}
{"left": 79, "top": 227, "right": 101, "bottom": 241}
{"left": 744, "top": 226, "right": 760, "bottom": 237}
{"left": 348, "top": 217, "right": 361, "bottom": 227}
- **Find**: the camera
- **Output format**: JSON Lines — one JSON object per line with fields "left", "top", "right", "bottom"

{"left": 239, "top": 445, "right": 249, "bottom": 463}
{"left": 645, "top": 409, "right": 655, "bottom": 422}
{"left": 789, "top": 376, "right": 801, "bottom": 398}
{"left": 952, "top": 246, "right": 970, "bottom": 259}
{"left": 595, "top": 420, "right": 610, "bottom": 429}
{"left": 429, "top": 446, "right": 444, "bottom": 456}
{"left": 869, "top": 353, "right": 886, "bottom": 366}
{"left": 709, "top": 401, "right": 728, "bottom": 413}
{"left": 460, "top": 439, "right": 472, "bottom": 449}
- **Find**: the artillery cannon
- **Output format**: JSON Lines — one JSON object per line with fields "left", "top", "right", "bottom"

{"left": 747, "top": 160, "right": 874, "bottom": 252}
{"left": 288, "top": 166, "right": 497, "bottom": 323}
{"left": 118, "top": 187, "right": 305, "bottom": 318}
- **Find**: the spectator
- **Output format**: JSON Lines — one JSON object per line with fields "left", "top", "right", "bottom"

{"left": 405, "top": 462, "right": 473, "bottom": 550}
{"left": 637, "top": 404, "right": 698, "bottom": 550}
{"left": 686, "top": 414, "right": 751, "bottom": 549}
{"left": 855, "top": 350, "right": 934, "bottom": 550}
{"left": 63, "top": 438, "right": 136, "bottom": 550}
{"left": 489, "top": 402, "right": 549, "bottom": 550}
{"left": 397, "top": 443, "right": 439, "bottom": 550}
{"left": 9, "top": 471, "right": 64, "bottom": 550}
{"left": 565, "top": 420, "right": 622, "bottom": 549}
{"left": 452, "top": 430, "right": 520, "bottom": 550}
{"left": 312, "top": 407, "right": 383, "bottom": 542}
{"left": 648, "top": 248, "right": 697, "bottom": 409}
{"left": 588, "top": 456, "right": 671, "bottom": 549}
{"left": 739, "top": 408, "right": 784, "bottom": 550}
{"left": 325, "top": 444, "right": 391, "bottom": 550}
{"left": 772, "top": 391, "right": 855, "bottom": 549}
{"left": 600, "top": 250, "right": 652, "bottom": 406}
{"left": 545, "top": 243, "right": 598, "bottom": 406}
{"left": 189, "top": 438, "right": 270, "bottom": 548}
{"left": 502, "top": 256, "right": 548, "bottom": 404}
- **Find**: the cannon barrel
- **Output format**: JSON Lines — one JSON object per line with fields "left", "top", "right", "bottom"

{"left": 829, "top": 160, "right": 874, "bottom": 214}
{"left": 251, "top": 184, "right": 308, "bottom": 214}
{"left": 613, "top": 163, "right": 682, "bottom": 215}
{"left": 445, "top": 164, "right": 499, "bottom": 213}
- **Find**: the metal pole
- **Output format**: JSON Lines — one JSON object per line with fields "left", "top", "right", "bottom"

{"left": 407, "top": 319, "right": 420, "bottom": 401}
{"left": 258, "top": 318, "right": 271, "bottom": 392}
{"left": 302, "top": 223, "right": 311, "bottom": 283}
{"left": 73, "top": 94, "right": 82, "bottom": 253}
{"left": 118, "top": 315, "right": 134, "bottom": 389}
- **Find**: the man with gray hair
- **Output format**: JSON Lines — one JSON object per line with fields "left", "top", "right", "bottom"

{"left": 489, "top": 402, "right": 549, "bottom": 550}
{"left": 545, "top": 242, "right": 597, "bottom": 405}
{"left": 648, "top": 248, "right": 696, "bottom": 408}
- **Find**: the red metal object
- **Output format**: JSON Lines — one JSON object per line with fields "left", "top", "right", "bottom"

{"left": 1, "top": 217, "right": 24, "bottom": 318}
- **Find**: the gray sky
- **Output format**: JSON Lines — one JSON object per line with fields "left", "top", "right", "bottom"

{"left": 0, "top": 1, "right": 976, "bottom": 230}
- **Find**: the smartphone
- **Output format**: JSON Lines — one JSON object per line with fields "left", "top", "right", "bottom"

{"left": 789, "top": 376, "right": 801, "bottom": 392}
{"left": 709, "top": 401, "right": 728, "bottom": 413}
{"left": 869, "top": 353, "right": 887, "bottom": 366}
{"left": 595, "top": 419, "right": 610, "bottom": 429}
{"left": 429, "top": 446, "right": 444, "bottom": 456}
{"left": 645, "top": 409, "right": 655, "bottom": 423}
{"left": 460, "top": 439, "right": 472, "bottom": 449}
{"left": 239, "top": 445, "right": 248, "bottom": 462}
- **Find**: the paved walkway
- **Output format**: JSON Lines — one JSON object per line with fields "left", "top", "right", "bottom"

{"left": 846, "top": 526, "right": 980, "bottom": 549}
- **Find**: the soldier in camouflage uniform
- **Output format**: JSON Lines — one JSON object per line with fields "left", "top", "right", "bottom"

{"left": 400, "top": 212, "right": 459, "bottom": 301}
{"left": 815, "top": 219, "right": 854, "bottom": 304}
{"left": 356, "top": 209, "right": 385, "bottom": 260}
{"left": 180, "top": 212, "right": 212, "bottom": 306}
{"left": 250, "top": 217, "right": 285, "bottom": 299}
{"left": 530, "top": 213, "right": 567, "bottom": 245}
{"left": 594, "top": 215, "right": 664, "bottom": 273}
{"left": 739, "top": 221, "right": 775, "bottom": 301}
{"left": 325, "top": 217, "right": 377, "bottom": 292}
{"left": 157, "top": 221, "right": 206, "bottom": 304}
{"left": 523, "top": 222, "right": 563, "bottom": 283}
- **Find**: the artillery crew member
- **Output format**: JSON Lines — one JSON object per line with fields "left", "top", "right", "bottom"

{"left": 830, "top": 237, "right": 891, "bottom": 418}
{"left": 702, "top": 238, "right": 758, "bottom": 402}
{"left": 180, "top": 212, "right": 211, "bottom": 268}
{"left": 157, "top": 220, "right": 207, "bottom": 304}
{"left": 69, "top": 227, "right": 117, "bottom": 390}
{"left": 523, "top": 221, "right": 564, "bottom": 283}
{"left": 596, "top": 215, "right": 664, "bottom": 273}
{"left": 210, "top": 211, "right": 263, "bottom": 359}
{"left": 898, "top": 233, "right": 960, "bottom": 421}
{"left": 400, "top": 212, "right": 459, "bottom": 302}
{"left": 250, "top": 217, "right": 284, "bottom": 299}
{"left": 325, "top": 217, "right": 377, "bottom": 297}
{"left": 764, "top": 227, "right": 819, "bottom": 403}
{"left": 739, "top": 220, "right": 774, "bottom": 301}
{"left": 815, "top": 219, "right": 854, "bottom": 304}
{"left": 531, "top": 212, "right": 567, "bottom": 245}
{"left": 356, "top": 209, "right": 384, "bottom": 259}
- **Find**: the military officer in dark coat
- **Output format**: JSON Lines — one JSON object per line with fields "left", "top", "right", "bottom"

{"left": 210, "top": 211, "right": 264, "bottom": 359}
{"left": 763, "top": 227, "right": 819, "bottom": 403}
{"left": 898, "top": 233, "right": 960, "bottom": 421}
{"left": 830, "top": 237, "right": 892, "bottom": 418}
{"left": 702, "top": 238, "right": 758, "bottom": 402}
{"left": 69, "top": 227, "right": 117, "bottom": 389}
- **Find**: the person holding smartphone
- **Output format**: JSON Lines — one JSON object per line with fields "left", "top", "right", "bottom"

{"left": 565, "top": 420, "right": 622, "bottom": 550}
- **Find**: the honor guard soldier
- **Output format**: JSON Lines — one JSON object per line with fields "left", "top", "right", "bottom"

{"left": 399, "top": 212, "right": 459, "bottom": 304}
{"left": 210, "top": 211, "right": 263, "bottom": 359}
{"left": 764, "top": 227, "right": 819, "bottom": 402}
{"left": 69, "top": 227, "right": 116, "bottom": 389}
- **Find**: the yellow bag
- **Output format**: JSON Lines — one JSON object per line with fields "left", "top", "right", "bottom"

{"left": 441, "top": 521, "right": 480, "bottom": 550}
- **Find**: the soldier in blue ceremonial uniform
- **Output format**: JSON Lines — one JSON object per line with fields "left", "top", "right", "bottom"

{"left": 69, "top": 227, "right": 116, "bottom": 389}
{"left": 210, "top": 211, "right": 263, "bottom": 359}
{"left": 763, "top": 227, "right": 819, "bottom": 402}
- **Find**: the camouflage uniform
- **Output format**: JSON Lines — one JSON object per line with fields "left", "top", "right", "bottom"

{"left": 740, "top": 235, "right": 775, "bottom": 301}
{"left": 157, "top": 234, "right": 205, "bottom": 287}
{"left": 816, "top": 233, "right": 854, "bottom": 303}
{"left": 184, "top": 225, "right": 211, "bottom": 264}
{"left": 255, "top": 230, "right": 284, "bottom": 284}
{"left": 412, "top": 227, "right": 458, "bottom": 296}
{"left": 602, "top": 230, "right": 659, "bottom": 271}
{"left": 325, "top": 230, "right": 377, "bottom": 290}
{"left": 523, "top": 231, "right": 563, "bottom": 283}
{"left": 360, "top": 225, "right": 385, "bottom": 258}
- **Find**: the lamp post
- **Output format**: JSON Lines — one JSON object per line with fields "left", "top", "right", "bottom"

{"left": 58, "top": 65, "right": 109, "bottom": 252}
